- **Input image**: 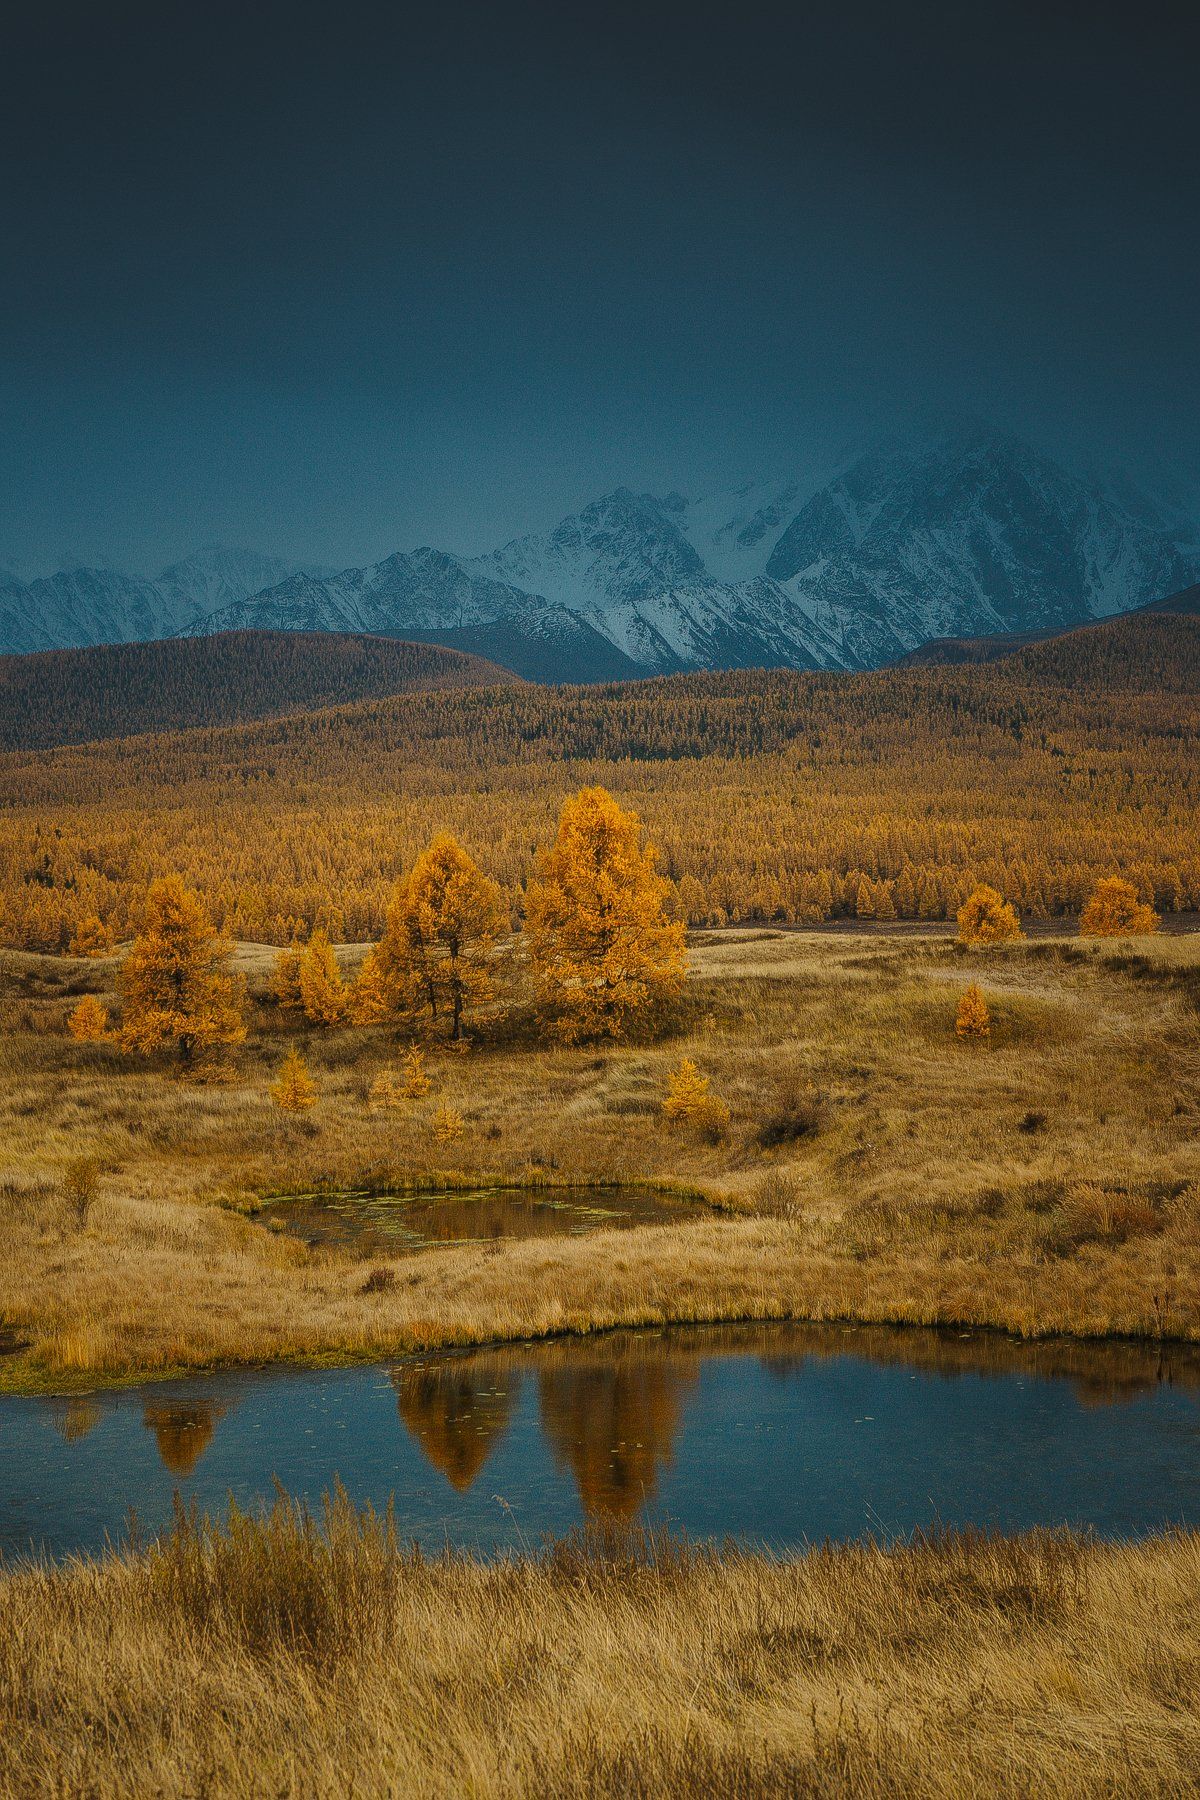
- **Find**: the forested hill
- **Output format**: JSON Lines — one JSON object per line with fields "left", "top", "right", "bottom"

{"left": 2, "top": 610, "right": 1197, "bottom": 951}
{"left": 0, "top": 631, "right": 520, "bottom": 751}
{"left": 1002, "top": 611, "right": 1200, "bottom": 693}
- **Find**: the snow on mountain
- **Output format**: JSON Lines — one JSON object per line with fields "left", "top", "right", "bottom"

{"left": 0, "top": 547, "right": 320, "bottom": 657}
{"left": 177, "top": 545, "right": 630, "bottom": 683}
{"left": 155, "top": 546, "right": 313, "bottom": 619}
{"left": 762, "top": 428, "right": 1196, "bottom": 648}
{"left": 2, "top": 431, "right": 1195, "bottom": 677}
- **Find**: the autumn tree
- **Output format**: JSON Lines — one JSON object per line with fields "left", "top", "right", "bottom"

{"left": 955, "top": 983, "right": 991, "bottom": 1039}
{"left": 662, "top": 1057, "right": 730, "bottom": 1139}
{"left": 69, "top": 914, "right": 114, "bottom": 958}
{"left": 358, "top": 834, "right": 504, "bottom": 1041}
{"left": 432, "top": 1100, "right": 465, "bottom": 1142}
{"left": 67, "top": 994, "right": 109, "bottom": 1041}
{"left": 297, "top": 930, "right": 349, "bottom": 1026}
{"left": 273, "top": 937, "right": 305, "bottom": 1009}
{"left": 120, "top": 875, "right": 245, "bottom": 1063}
{"left": 957, "top": 883, "right": 1022, "bottom": 946}
{"left": 1080, "top": 876, "right": 1159, "bottom": 938}
{"left": 271, "top": 1048, "right": 317, "bottom": 1112}
{"left": 526, "top": 787, "right": 686, "bottom": 1043}
{"left": 401, "top": 1043, "right": 432, "bottom": 1096}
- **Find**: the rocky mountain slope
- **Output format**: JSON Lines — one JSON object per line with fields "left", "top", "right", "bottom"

{"left": 3, "top": 428, "right": 1195, "bottom": 677}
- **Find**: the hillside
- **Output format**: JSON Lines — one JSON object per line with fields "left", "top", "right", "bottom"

{"left": 895, "top": 580, "right": 1200, "bottom": 670}
{"left": 1003, "top": 611, "right": 1200, "bottom": 693}
{"left": 2, "top": 614, "right": 1197, "bottom": 948}
{"left": 0, "top": 631, "right": 519, "bottom": 752}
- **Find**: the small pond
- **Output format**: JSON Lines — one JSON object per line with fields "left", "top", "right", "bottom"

{"left": 259, "top": 1183, "right": 709, "bottom": 1253}
{"left": 3, "top": 1322, "right": 1200, "bottom": 1560}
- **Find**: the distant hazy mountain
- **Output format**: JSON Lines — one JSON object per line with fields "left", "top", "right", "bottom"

{"left": 0, "top": 547, "right": 320, "bottom": 656}
{"left": 3, "top": 428, "right": 1196, "bottom": 676}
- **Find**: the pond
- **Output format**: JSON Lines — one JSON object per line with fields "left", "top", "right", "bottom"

{"left": 3, "top": 1322, "right": 1200, "bottom": 1560}
{"left": 259, "top": 1183, "right": 709, "bottom": 1253}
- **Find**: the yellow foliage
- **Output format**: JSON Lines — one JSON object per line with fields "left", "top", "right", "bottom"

{"left": 955, "top": 983, "right": 991, "bottom": 1039}
{"left": 1080, "top": 876, "right": 1159, "bottom": 938}
{"left": 662, "top": 1057, "right": 711, "bottom": 1120}
{"left": 69, "top": 913, "right": 113, "bottom": 957}
{"left": 272, "top": 939, "right": 305, "bottom": 1009}
{"left": 367, "top": 1066, "right": 403, "bottom": 1108}
{"left": 957, "top": 884, "right": 1022, "bottom": 945}
{"left": 119, "top": 875, "right": 245, "bottom": 1063}
{"left": 67, "top": 995, "right": 109, "bottom": 1041}
{"left": 401, "top": 1043, "right": 432, "bottom": 1097}
{"left": 297, "top": 929, "right": 349, "bottom": 1026}
{"left": 526, "top": 786, "right": 686, "bottom": 1043}
{"left": 432, "top": 1100, "right": 465, "bottom": 1143}
{"left": 362, "top": 834, "right": 504, "bottom": 1041}
{"left": 663, "top": 1057, "right": 731, "bottom": 1139}
{"left": 271, "top": 1048, "right": 317, "bottom": 1112}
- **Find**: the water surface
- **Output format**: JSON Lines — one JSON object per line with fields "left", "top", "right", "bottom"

{"left": 262, "top": 1183, "right": 707, "bottom": 1253}
{"left": 3, "top": 1322, "right": 1199, "bottom": 1560}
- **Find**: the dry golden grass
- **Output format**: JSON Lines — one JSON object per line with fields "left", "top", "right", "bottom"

{"left": 1, "top": 1496, "right": 1199, "bottom": 1798}
{"left": 1, "top": 926, "right": 1198, "bottom": 1386}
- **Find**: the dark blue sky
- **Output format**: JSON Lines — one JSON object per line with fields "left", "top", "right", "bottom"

{"left": 2, "top": 0, "right": 1197, "bottom": 572}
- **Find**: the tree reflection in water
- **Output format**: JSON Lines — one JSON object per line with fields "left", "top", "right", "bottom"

{"left": 142, "top": 1401, "right": 228, "bottom": 1476}
{"left": 391, "top": 1356, "right": 522, "bottom": 1491}
{"left": 537, "top": 1346, "right": 699, "bottom": 1520}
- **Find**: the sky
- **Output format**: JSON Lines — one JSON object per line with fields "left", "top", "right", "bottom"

{"left": 1, "top": 0, "right": 1198, "bottom": 575}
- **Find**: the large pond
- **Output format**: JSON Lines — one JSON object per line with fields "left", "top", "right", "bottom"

{"left": 260, "top": 1183, "right": 709, "bottom": 1252}
{"left": 3, "top": 1322, "right": 1200, "bottom": 1560}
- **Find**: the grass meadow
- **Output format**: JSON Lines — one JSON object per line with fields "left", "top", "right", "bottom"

{"left": 1, "top": 924, "right": 1197, "bottom": 1387}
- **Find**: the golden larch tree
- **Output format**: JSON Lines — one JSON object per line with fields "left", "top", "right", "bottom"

{"left": 67, "top": 994, "right": 109, "bottom": 1041}
{"left": 273, "top": 937, "right": 305, "bottom": 1009}
{"left": 662, "top": 1056, "right": 730, "bottom": 1139}
{"left": 271, "top": 1048, "right": 317, "bottom": 1112}
{"left": 69, "top": 914, "right": 114, "bottom": 957}
{"left": 955, "top": 983, "right": 991, "bottom": 1039}
{"left": 297, "top": 930, "right": 349, "bottom": 1026}
{"left": 526, "top": 786, "right": 686, "bottom": 1043}
{"left": 1080, "top": 876, "right": 1159, "bottom": 938}
{"left": 432, "top": 1099, "right": 465, "bottom": 1142}
{"left": 120, "top": 875, "right": 245, "bottom": 1063}
{"left": 360, "top": 834, "right": 504, "bottom": 1041}
{"left": 957, "top": 884, "right": 1023, "bottom": 945}
{"left": 401, "top": 1043, "right": 432, "bottom": 1096}
{"left": 662, "top": 1058, "right": 712, "bottom": 1122}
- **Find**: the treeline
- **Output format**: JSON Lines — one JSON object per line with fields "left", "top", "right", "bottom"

{"left": 0, "top": 630, "right": 516, "bottom": 753}
{"left": 2, "top": 615, "right": 1198, "bottom": 950}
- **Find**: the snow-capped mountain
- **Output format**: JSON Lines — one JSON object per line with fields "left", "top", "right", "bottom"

{"left": 179, "top": 546, "right": 640, "bottom": 683}
{"left": 0, "top": 547, "right": 321, "bottom": 657}
{"left": 3, "top": 429, "right": 1196, "bottom": 676}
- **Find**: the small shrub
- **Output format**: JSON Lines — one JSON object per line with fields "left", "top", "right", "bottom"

{"left": 955, "top": 983, "right": 991, "bottom": 1039}
{"left": 755, "top": 1083, "right": 824, "bottom": 1150}
{"left": 62, "top": 1156, "right": 100, "bottom": 1228}
{"left": 271, "top": 1049, "right": 318, "bottom": 1113}
{"left": 1018, "top": 1110, "right": 1046, "bottom": 1134}
{"left": 1080, "top": 876, "right": 1159, "bottom": 938}
{"left": 67, "top": 995, "right": 109, "bottom": 1042}
{"left": 360, "top": 1267, "right": 396, "bottom": 1295}
{"left": 368, "top": 1066, "right": 403, "bottom": 1109}
{"left": 432, "top": 1102, "right": 465, "bottom": 1144}
{"left": 400, "top": 1045, "right": 432, "bottom": 1098}
{"left": 662, "top": 1059, "right": 730, "bottom": 1141}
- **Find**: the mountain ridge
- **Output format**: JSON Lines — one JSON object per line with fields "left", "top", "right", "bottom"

{"left": 3, "top": 429, "right": 1195, "bottom": 678}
